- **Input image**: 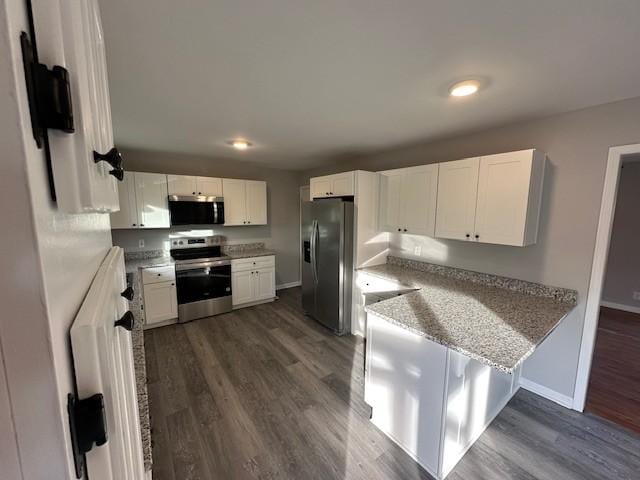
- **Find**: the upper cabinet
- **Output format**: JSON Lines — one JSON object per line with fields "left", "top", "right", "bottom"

{"left": 310, "top": 172, "right": 355, "bottom": 198}
{"left": 379, "top": 164, "right": 439, "bottom": 236}
{"left": 435, "top": 149, "right": 545, "bottom": 246}
{"left": 167, "top": 175, "right": 223, "bottom": 196}
{"left": 110, "top": 172, "right": 169, "bottom": 229}
{"left": 222, "top": 179, "right": 268, "bottom": 226}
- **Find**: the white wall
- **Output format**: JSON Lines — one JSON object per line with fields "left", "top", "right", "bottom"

{"left": 302, "top": 97, "right": 640, "bottom": 400}
{"left": 602, "top": 161, "right": 640, "bottom": 310}
{"left": 0, "top": 0, "right": 113, "bottom": 478}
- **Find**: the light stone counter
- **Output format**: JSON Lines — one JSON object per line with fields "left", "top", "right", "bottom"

{"left": 362, "top": 256, "right": 577, "bottom": 374}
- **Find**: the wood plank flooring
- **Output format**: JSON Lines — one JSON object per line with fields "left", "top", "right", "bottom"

{"left": 585, "top": 306, "right": 640, "bottom": 433}
{"left": 145, "top": 288, "right": 640, "bottom": 480}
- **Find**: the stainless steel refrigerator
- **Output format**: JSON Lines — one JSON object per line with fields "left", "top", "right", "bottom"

{"left": 301, "top": 199, "right": 354, "bottom": 335}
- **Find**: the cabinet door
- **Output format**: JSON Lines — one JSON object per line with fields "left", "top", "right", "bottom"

{"left": 330, "top": 172, "right": 355, "bottom": 196}
{"left": 254, "top": 267, "right": 276, "bottom": 301}
{"left": 245, "top": 181, "right": 267, "bottom": 225}
{"left": 232, "top": 270, "right": 254, "bottom": 305}
{"left": 110, "top": 171, "right": 138, "bottom": 229}
{"left": 143, "top": 281, "right": 177, "bottom": 325}
{"left": 435, "top": 158, "right": 480, "bottom": 241}
{"left": 401, "top": 164, "right": 439, "bottom": 236}
{"left": 195, "top": 176, "right": 223, "bottom": 196}
{"left": 310, "top": 176, "right": 331, "bottom": 199}
{"left": 167, "top": 175, "right": 197, "bottom": 196}
{"left": 379, "top": 170, "right": 404, "bottom": 232}
{"left": 136, "top": 173, "right": 170, "bottom": 228}
{"left": 474, "top": 151, "right": 533, "bottom": 246}
{"left": 222, "top": 179, "right": 247, "bottom": 225}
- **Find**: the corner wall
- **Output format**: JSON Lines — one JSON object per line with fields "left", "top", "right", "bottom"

{"left": 301, "top": 96, "right": 640, "bottom": 400}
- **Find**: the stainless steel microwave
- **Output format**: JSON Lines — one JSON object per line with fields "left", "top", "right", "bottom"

{"left": 168, "top": 195, "right": 225, "bottom": 226}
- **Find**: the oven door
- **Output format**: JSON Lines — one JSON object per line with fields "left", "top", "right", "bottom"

{"left": 168, "top": 197, "right": 225, "bottom": 226}
{"left": 175, "top": 261, "right": 232, "bottom": 322}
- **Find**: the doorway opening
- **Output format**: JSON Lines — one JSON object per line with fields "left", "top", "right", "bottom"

{"left": 574, "top": 144, "right": 640, "bottom": 432}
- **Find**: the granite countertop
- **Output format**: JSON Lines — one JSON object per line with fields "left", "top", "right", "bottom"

{"left": 362, "top": 260, "right": 577, "bottom": 374}
{"left": 125, "top": 255, "right": 175, "bottom": 273}
{"left": 225, "top": 247, "right": 276, "bottom": 259}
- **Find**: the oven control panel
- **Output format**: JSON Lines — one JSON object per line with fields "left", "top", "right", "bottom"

{"left": 171, "top": 236, "right": 222, "bottom": 249}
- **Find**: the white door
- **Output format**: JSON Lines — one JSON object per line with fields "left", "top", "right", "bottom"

{"left": 310, "top": 177, "right": 331, "bottom": 199}
{"left": 245, "top": 180, "right": 267, "bottom": 225}
{"left": 70, "top": 247, "right": 145, "bottom": 480}
{"left": 110, "top": 172, "right": 138, "bottom": 229}
{"left": 435, "top": 157, "right": 480, "bottom": 241}
{"left": 254, "top": 267, "right": 276, "bottom": 301}
{"left": 401, "top": 164, "right": 439, "bottom": 236}
{"left": 380, "top": 170, "right": 404, "bottom": 233}
{"left": 136, "top": 172, "right": 169, "bottom": 228}
{"left": 223, "top": 179, "right": 247, "bottom": 225}
{"left": 143, "top": 282, "right": 178, "bottom": 325}
{"left": 232, "top": 270, "right": 254, "bottom": 305}
{"left": 474, "top": 151, "right": 533, "bottom": 246}
{"left": 167, "top": 175, "right": 197, "bottom": 196}
{"left": 195, "top": 176, "right": 223, "bottom": 196}
{"left": 330, "top": 172, "right": 354, "bottom": 196}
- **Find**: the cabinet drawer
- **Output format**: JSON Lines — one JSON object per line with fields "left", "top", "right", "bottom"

{"left": 141, "top": 266, "right": 176, "bottom": 284}
{"left": 232, "top": 255, "right": 275, "bottom": 272}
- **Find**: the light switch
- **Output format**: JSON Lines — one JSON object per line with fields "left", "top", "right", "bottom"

{"left": 138, "top": 239, "right": 145, "bottom": 248}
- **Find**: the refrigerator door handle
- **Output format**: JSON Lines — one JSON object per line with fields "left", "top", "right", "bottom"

{"left": 311, "top": 219, "right": 319, "bottom": 284}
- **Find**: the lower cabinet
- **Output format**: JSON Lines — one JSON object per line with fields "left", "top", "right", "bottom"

{"left": 141, "top": 266, "right": 177, "bottom": 327}
{"left": 231, "top": 256, "right": 276, "bottom": 307}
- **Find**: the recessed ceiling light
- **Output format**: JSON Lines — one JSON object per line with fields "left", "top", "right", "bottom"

{"left": 227, "top": 139, "right": 252, "bottom": 150}
{"left": 449, "top": 80, "right": 480, "bottom": 97}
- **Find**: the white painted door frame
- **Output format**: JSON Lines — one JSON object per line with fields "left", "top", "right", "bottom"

{"left": 573, "top": 143, "right": 640, "bottom": 411}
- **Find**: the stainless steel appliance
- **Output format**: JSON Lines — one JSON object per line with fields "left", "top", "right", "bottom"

{"left": 301, "top": 199, "right": 354, "bottom": 335}
{"left": 170, "top": 237, "right": 232, "bottom": 322}
{"left": 168, "top": 195, "right": 225, "bottom": 226}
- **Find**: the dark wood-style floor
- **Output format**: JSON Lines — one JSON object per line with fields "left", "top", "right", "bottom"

{"left": 586, "top": 306, "right": 640, "bottom": 434}
{"left": 145, "top": 288, "right": 640, "bottom": 480}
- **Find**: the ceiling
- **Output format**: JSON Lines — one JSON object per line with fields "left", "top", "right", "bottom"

{"left": 99, "top": 0, "right": 640, "bottom": 170}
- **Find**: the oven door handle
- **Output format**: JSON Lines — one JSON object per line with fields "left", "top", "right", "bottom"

{"left": 175, "top": 260, "right": 231, "bottom": 271}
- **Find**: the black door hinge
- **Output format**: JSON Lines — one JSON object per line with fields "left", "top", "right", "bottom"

{"left": 68, "top": 393, "right": 108, "bottom": 479}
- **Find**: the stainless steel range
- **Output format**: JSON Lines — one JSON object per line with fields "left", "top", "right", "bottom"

{"left": 170, "top": 236, "right": 232, "bottom": 323}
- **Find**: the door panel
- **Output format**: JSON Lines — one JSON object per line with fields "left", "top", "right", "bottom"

{"left": 245, "top": 180, "right": 267, "bottom": 225}
{"left": 435, "top": 158, "right": 480, "bottom": 241}
{"left": 136, "top": 173, "right": 169, "bottom": 228}
{"left": 143, "top": 282, "right": 177, "bottom": 324}
{"left": 301, "top": 202, "right": 317, "bottom": 316}
{"left": 167, "top": 175, "right": 197, "bottom": 196}
{"left": 331, "top": 172, "right": 354, "bottom": 196}
{"left": 310, "top": 177, "right": 331, "bottom": 198}
{"left": 222, "top": 179, "right": 246, "bottom": 225}
{"left": 474, "top": 152, "right": 532, "bottom": 246}
{"left": 402, "top": 164, "right": 439, "bottom": 236}
{"left": 110, "top": 172, "right": 137, "bottom": 229}
{"left": 232, "top": 270, "right": 254, "bottom": 305}
{"left": 196, "top": 176, "right": 223, "bottom": 196}
{"left": 255, "top": 267, "right": 276, "bottom": 301}
{"left": 379, "top": 170, "right": 403, "bottom": 232}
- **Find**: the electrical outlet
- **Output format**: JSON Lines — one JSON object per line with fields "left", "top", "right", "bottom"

{"left": 414, "top": 245, "right": 422, "bottom": 256}
{"left": 138, "top": 239, "right": 145, "bottom": 248}
{"left": 633, "top": 291, "right": 640, "bottom": 301}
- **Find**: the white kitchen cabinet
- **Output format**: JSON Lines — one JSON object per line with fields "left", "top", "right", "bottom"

{"left": 167, "top": 175, "right": 197, "bottom": 196}
{"left": 434, "top": 157, "right": 481, "bottom": 241}
{"left": 310, "top": 172, "right": 355, "bottom": 198}
{"left": 167, "top": 175, "right": 223, "bottom": 196}
{"left": 231, "top": 256, "right": 276, "bottom": 306}
{"left": 380, "top": 164, "right": 439, "bottom": 236}
{"left": 196, "top": 176, "right": 223, "bottom": 196}
{"left": 222, "top": 179, "right": 268, "bottom": 226}
{"left": 434, "top": 149, "right": 545, "bottom": 246}
{"left": 143, "top": 281, "right": 177, "bottom": 326}
{"left": 474, "top": 150, "right": 545, "bottom": 246}
{"left": 110, "top": 171, "right": 169, "bottom": 229}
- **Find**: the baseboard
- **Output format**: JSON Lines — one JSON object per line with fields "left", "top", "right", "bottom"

{"left": 519, "top": 377, "right": 574, "bottom": 409}
{"left": 276, "top": 281, "right": 301, "bottom": 290}
{"left": 600, "top": 301, "right": 640, "bottom": 315}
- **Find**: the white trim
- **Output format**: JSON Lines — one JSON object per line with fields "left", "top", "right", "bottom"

{"left": 519, "top": 378, "right": 573, "bottom": 409}
{"left": 573, "top": 143, "right": 640, "bottom": 412}
{"left": 600, "top": 301, "right": 640, "bottom": 315}
{"left": 276, "top": 281, "right": 301, "bottom": 290}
